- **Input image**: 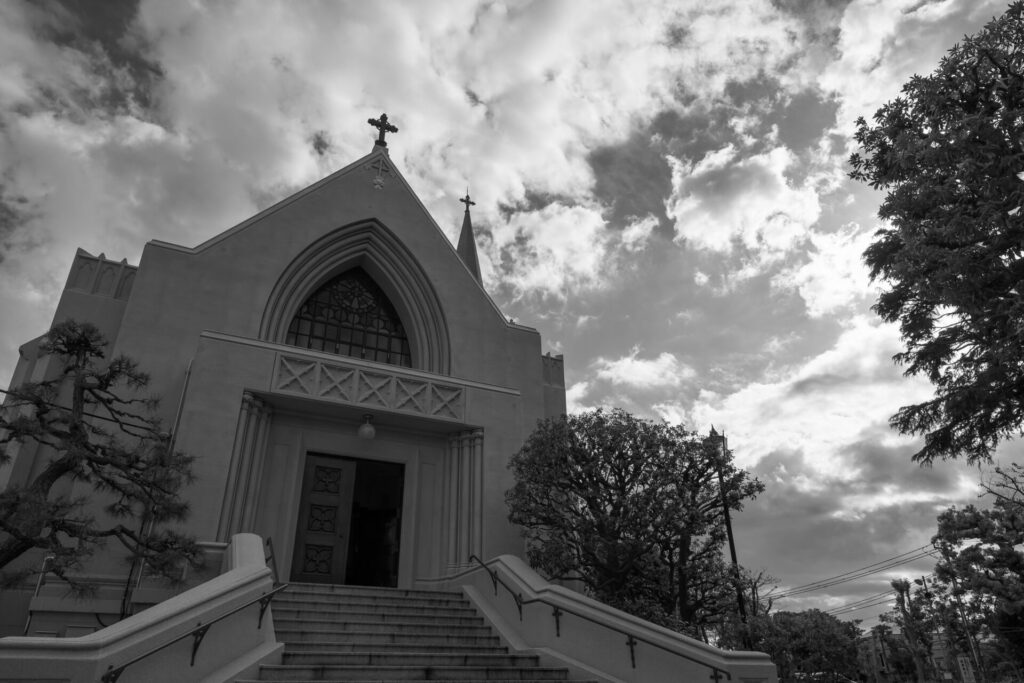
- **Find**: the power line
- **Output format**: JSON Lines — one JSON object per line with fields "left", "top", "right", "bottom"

{"left": 824, "top": 589, "right": 895, "bottom": 615}
{"left": 770, "top": 545, "right": 934, "bottom": 599}
{"left": 777, "top": 544, "right": 930, "bottom": 593}
{"left": 829, "top": 597, "right": 896, "bottom": 616}
{"left": 827, "top": 572, "right": 937, "bottom": 621}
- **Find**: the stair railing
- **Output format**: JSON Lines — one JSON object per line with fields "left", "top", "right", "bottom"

{"left": 468, "top": 555, "right": 732, "bottom": 681}
{"left": 264, "top": 537, "right": 281, "bottom": 586}
{"left": 98, "top": 582, "right": 288, "bottom": 683}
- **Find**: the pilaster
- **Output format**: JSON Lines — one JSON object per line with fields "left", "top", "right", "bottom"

{"left": 444, "top": 428, "right": 484, "bottom": 571}
{"left": 216, "top": 391, "right": 272, "bottom": 540}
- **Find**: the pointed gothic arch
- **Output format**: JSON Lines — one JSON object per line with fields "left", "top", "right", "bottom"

{"left": 261, "top": 220, "right": 451, "bottom": 374}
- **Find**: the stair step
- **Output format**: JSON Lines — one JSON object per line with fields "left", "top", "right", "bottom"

{"left": 283, "top": 642, "right": 507, "bottom": 653}
{"left": 285, "top": 583, "right": 462, "bottom": 599}
{"left": 274, "top": 603, "right": 479, "bottom": 617}
{"left": 255, "top": 586, "right": 591, "bottom": 683}
{"left": 279, "top": 632, "right": 501, "bottom": 647}
{"left": 281, "top": 652, "right": 539, "bottom": 667}
{"left": 275, "top": 613, "right": 484, "bottom": 628}
{"left": 253, "top": 664, "right": 574, "bottom": 680}
{"left": 276, "top": 623, "right": 495, "bottom": 637}
{"left": 277, "top": 594, "right": 471, "bottom": 609}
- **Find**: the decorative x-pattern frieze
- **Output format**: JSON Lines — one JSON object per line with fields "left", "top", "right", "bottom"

{"left": 430, "top": 384, "right": 463, "bottom": 419}
{"left": 357, "top": 372, "right": 392, "bottom": 407}
{"left": 275, "top": 357, "right": 317, "bottom": 394}
{"left": 394, "top": 378, "right": 427, "bottom": 412}
{"left": 318, "top": 364, "right": 355, "bottom": 400}
{"left": 273, "top": 354, "right": 466, "bottom": 421}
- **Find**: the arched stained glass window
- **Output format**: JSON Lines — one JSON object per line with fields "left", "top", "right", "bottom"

{"left": 285, "top": 268, "right": 412, "bottom": 367}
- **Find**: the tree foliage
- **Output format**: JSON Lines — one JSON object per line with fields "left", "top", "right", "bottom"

{"left": 933, "top": 463, "right": 1024, "bottom": 665}
{"left": 737, "top": 610, "right": 860, "bottom": 681}
{"left": 506, "top": 409, "right": 763, "bottom": 635}
{"left": 886, "top": 578, "right": 935, "bottom": 682}
{"left": 868, "top": 623, "right": 920, "bottom": 682}
{"left": 849, "top": 2, "right": 1024, "bottom": 463}
{"left": 0, "top": 320, "right": 200, "bottom": 590}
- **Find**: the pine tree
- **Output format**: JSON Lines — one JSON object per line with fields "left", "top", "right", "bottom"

{"left": 0, "top": 320, "right": 200, "bottom": 591}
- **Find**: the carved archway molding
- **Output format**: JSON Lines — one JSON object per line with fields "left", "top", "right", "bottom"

{"left": 261, "top": 220, "right": 451, "bottom": 374}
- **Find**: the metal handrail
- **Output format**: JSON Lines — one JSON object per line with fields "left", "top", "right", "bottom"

{"left": 22, "top": 555, "right": 55, "bottom": 636}
{"left": 265, "top": 537, "right": 280, "bottom": 586}
{"left": 468, "top": 555, "right": 731, "bottom": 681}
{"left": 99, "top": 582, "right": 288, "bottom": 682}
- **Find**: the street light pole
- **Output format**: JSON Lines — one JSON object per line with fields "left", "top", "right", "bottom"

{"left": 712, "top": 428, "right": 747, "bottom": 625}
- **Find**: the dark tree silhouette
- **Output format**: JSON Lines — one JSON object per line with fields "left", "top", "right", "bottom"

{"left": 850, "top": 2, "right": 1024, "bottom": 463}
{"left": 0, "top": 320, "right": 200, "bottom": 590}
{"left": 506, "top": 408, "right": 762, "bottom": 634}
{"left": 934, "top": 464, "right": 1024, "bottom": 667}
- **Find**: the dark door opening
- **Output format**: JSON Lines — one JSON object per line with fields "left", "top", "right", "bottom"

{"left": 290, "top": 453, "right": 404, "bottom": 587}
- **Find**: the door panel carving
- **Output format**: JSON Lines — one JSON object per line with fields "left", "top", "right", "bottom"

{"left": 290, "top": 455, "right": 357, "bottom": 584}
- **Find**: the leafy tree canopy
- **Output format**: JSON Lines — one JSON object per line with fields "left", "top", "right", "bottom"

{"left": 506, "top": 408, "right": 763, "bottom": 634}
{"left": 850, "top": 2, "right": 1024, "bottom": 463}
{"left": 741, "top": 609, "right": 860, "bottom": 681}
{"left": 934, "top": 463, "right": 1024, "bottom": 663}
{"left": 0, "top": 320, "right": 200, "bottom": 591}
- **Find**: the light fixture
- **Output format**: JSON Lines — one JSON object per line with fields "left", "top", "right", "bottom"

{"left": 357, "top": 414, "right": 376, "bottom": 440}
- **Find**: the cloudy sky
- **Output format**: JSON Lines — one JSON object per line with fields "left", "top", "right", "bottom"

{"left": 1, "top": 0, "right": 1019, "bottom": 630}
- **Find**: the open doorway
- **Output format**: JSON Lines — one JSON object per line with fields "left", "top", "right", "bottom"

{"left": 290, "top": 452, "right": 404, "bottom": 587}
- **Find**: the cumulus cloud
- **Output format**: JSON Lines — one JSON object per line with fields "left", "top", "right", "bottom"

{"left": 566, "top": 380, "right": 592, "bottom": 413}
{"left": 737, "top": 443, "right": 974, "bottom": 615}
{"left": 620, "top": 214, "right": 658, "bottom": 252}
{"left": 593, "top": 346, "right": 695, "bottom": 390}
{"left": 689, "top": 315, "right": 934, "bottom": 474}
{"left": 666, "top": 145, "right": 822, "bottom": 262}
{"left": 772, "top": 223, "right": 878, "bottom": 317}
{"left": 820, "top": 0, "right": 1005, "bottom": 141}
{"left": 652, "top": 400, "right": 690, "bottom": 425}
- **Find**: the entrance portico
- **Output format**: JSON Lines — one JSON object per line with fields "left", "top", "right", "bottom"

{"left": 184, "top": 331, "right": 517, "bottom": 588}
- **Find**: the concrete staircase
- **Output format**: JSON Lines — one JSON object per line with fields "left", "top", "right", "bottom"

{"left": 238, "top": 582, "right": 600, "bottom": 682}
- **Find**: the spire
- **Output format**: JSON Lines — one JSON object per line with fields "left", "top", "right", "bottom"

{"left": 457, "top": 191, "right": 482, "bottom": 283}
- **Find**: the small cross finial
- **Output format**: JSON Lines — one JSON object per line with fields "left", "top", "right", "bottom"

{"left": 460, "top": 190, "right": 476, "bottom": 212}
{"left": 368, "top": 113, "right": 399, "bottom": 147}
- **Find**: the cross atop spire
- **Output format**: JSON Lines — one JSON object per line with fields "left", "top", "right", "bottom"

{"left": 368, "top": 113, "right": 398, "bottom": 148}
{"left": 456, "top": 189, "right": 482, "bottom": 284}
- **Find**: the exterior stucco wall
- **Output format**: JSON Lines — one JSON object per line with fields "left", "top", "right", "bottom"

{"left": 109, "top": 150, "right": 546, "bottom": 419}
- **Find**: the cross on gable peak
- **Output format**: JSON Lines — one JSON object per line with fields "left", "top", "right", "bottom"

{"left": 368, "top": 113, "right": 399, "bottom": 148}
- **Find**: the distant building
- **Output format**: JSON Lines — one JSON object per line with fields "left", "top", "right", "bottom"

{"left": 858, "top": 629, "right": 896, "bottom": 683}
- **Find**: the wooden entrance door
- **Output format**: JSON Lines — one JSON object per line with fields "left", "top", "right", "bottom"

{"left": 290, "top": 454, "right": 358, "bottom": 584}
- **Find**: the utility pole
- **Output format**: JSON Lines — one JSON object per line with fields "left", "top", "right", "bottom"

{"left": 710, "top": 427, "right": 747, "bottom": 625}
{"left": 940, "top": 556, "right": 987, "bottom": 683}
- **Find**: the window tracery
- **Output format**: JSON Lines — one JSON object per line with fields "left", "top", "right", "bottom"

{"left": 285, "top": 268, "right": 412, "bottom": 367}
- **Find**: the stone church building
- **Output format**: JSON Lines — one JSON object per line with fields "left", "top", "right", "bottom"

{"left": 2, "top": 117, "right": 565, "bottom": 612}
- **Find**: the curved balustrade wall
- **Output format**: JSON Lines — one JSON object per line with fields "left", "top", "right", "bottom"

{"left": 423, "top": 554, "right": 779, "bottom": 683}
{"left": 0, "top": 533, "right": 283, "bottom": 683}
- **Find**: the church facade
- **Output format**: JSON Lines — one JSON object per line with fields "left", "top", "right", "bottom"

{"left": 2, "top": 120, "right": 565, "bottom": 604}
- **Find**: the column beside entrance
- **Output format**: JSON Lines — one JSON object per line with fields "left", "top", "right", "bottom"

{"left": 445, "top": 428, "right": 484, "bottom": 572}
{"left": 216, "top": 391, "right": 273, "bottom": 540}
